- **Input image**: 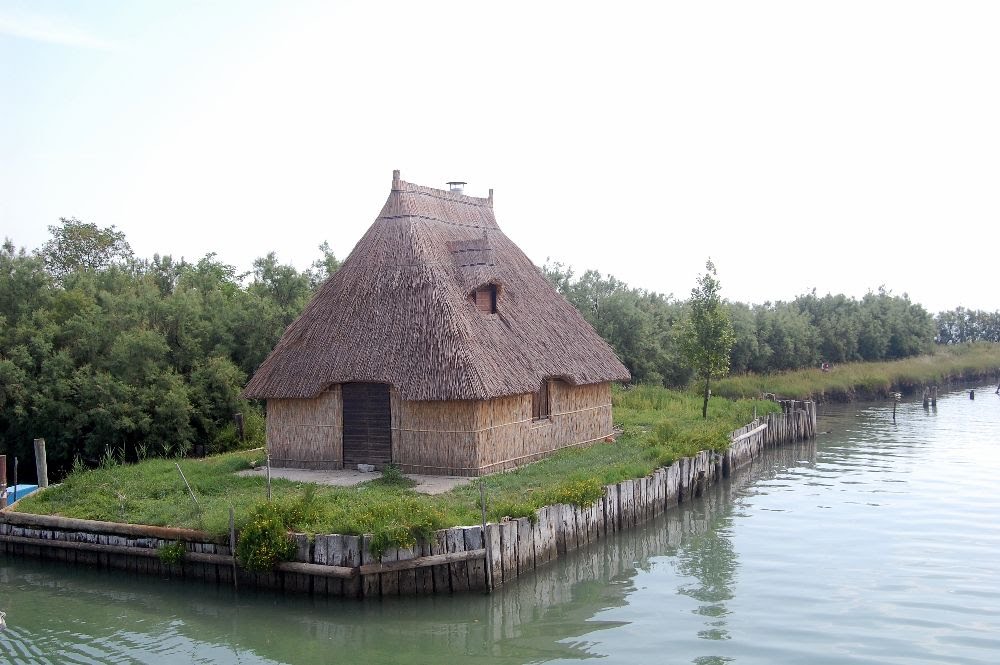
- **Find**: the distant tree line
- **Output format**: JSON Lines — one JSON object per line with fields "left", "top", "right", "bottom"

{"left": 934, "top": 308, "right": 1000, "bottom": 345}
{"left": 543, "top": 262, "right": 991, "bottom": 387}
{"left": 1, "top": 218, "right": 339, "bottom": 477}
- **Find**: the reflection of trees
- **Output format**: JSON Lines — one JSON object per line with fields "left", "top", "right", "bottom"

{"left": 674, "top": 440, "right": 817, "bottom": 657}
{"left": 676, "top": 513, "right": 738, "bottom": 639}
{"left": 0, "top": 441, "right": 816, "bottom": 665}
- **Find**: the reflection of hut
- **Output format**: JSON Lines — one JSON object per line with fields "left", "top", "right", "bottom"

{"left": 243, "top": 171, "right": 630, "bottom": 475}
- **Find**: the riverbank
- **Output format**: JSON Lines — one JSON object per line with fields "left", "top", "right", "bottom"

{"left": 712, "top": 342, "right": 1000, "bottom": 401}
{"left": 1, "top": 401, "right": 816, "bottom": 597}
{"left": 7, "top": 390, "right": 780, "bottom": 541}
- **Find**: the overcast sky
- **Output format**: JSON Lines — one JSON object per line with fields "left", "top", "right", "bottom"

{"left": 2, "top": 1, "right": 997, "bottom": 313}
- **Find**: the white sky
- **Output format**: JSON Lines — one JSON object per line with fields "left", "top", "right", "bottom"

{"left": 2, "top": 0, "right": 997, "bottom": 313}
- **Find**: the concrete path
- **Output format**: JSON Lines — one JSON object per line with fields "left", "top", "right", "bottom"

{"left": 236, "top": 467, "right": 472, "bottom": 495}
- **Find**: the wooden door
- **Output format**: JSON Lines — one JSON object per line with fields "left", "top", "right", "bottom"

{"left": 341, "top": 383, "right": 392, "bottom": 469}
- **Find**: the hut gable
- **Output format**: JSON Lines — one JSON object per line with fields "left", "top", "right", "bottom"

{"left": 243, "top": 172, "right": 630, "bottom": 402}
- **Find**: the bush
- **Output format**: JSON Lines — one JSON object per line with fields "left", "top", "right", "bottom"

{"left": 158, "top": 540, "right": 187, "bottom": 565}
{"left": 236, "top": 501, "right": 296, "bottom": 571}
{"left": 372, "top": 464, "right": 417, "bottom": 489}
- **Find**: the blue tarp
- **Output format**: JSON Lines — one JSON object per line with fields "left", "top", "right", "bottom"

{"left": 4, "top": 484, "right": 39, "bottom": 505}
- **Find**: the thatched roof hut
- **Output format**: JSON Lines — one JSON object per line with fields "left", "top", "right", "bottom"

{"left": 244, "top": 171, "right": 629, "bottom": 475}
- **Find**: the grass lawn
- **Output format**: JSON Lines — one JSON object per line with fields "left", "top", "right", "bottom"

{"left": 12, "top": 387, "right": 776, "bottom": 551}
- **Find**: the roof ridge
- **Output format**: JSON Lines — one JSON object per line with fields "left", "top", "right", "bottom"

{"left": 398, "top": 179, "right": 492, "bottom": 207}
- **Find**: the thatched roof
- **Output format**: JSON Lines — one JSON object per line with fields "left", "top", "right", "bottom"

{"left": 243, "top": 172, "right": 630, "bottom": 401}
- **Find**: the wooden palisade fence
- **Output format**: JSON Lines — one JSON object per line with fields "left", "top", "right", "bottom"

{"left": 0, "top": 401, "right": 816, "bottom": 597}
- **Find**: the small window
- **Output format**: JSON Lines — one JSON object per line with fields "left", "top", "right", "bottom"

{"left": 470, "top": 285, "right": 497, "bottom": 314}
{"left": 532, "top": 380, "right": 550, "bottom": 421}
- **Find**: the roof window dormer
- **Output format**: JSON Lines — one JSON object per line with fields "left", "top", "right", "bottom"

{"left": 471, "top": 284, "right": 497, "bottom": 314}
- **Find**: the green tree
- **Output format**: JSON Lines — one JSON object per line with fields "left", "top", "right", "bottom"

{"left": 680, "top": 260, "right": 735, "bottom": 418}
{"left": 38, "top": 218, "right": 133, "bottom": 280}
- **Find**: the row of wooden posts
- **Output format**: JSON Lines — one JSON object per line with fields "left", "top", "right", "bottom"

{"left": 1, "top": 402, "right": 817, "bottom": 597}
{"left": 0, "top": 439, "right": 49, "bottom": 510}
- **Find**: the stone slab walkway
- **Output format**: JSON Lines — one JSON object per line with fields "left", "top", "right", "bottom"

{"left": 236, "top": 467, "right": 472, "bottom": 495}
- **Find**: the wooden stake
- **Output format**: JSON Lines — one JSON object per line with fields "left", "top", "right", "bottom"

{"left": 175, "top": 463, "right": 200, "bottom": 510}
{"left": 33, "top": 439, "right": 48, "bottom": 488}
{"left": 234, "top": 412, "right": 245, "bottom": 442}
{"left": 266, "top": 451, "right": 272, "bottom": 502}
{"left": 0, "top": 455, "right": 6, "bottom": 510}
{"left": 229, "top": 505, "right": 238, "bottom": 592}
{"left": 480, "top": 481, "right": 493, "bottom": 592}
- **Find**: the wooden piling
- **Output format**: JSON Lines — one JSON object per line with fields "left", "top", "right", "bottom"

{"left": 34, "top": 439, "right": 48, "bottom": 488}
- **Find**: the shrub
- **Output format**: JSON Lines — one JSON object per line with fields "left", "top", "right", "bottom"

{"left": 373, "top": 464, "right": 417, "bottom": 489}
{"left": 158, "top": 540, "right": 187, "bottom": 565}
{"left": 236, "top": 501, "right": 296, "bottom": 571}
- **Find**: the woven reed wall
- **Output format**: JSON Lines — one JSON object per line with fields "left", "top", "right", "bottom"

{"left": 393, "top": 398, "right": 479, "bottom": 475}
{"left": 476, "top": 382, "right": 613, "bottom": 474}
{"left": 267, "top": 387, "right": 343, "bottom": 469}
{"left": 265, "top": 382, "right": 612, "bottom": 475}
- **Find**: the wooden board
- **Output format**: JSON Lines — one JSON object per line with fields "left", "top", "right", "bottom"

{"left": 432, "top": 530, "right": 451, "bottom": 593}
{"left": 340, "top": 535, "right": 362, "bottom": 598}
{"left": 446, "top": 528, "right": 470, "bottom": 592}
{"left": 463, "top": 526, "right": 486, "bottom": 591}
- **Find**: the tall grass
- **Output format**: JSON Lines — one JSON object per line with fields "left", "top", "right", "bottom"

{"left": 713, "top": 343, "right": 1000, "bottom": 400}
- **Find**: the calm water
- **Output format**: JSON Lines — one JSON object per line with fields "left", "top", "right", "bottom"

{"left": 3, "top": 384, "right": 999, "bottom": 664}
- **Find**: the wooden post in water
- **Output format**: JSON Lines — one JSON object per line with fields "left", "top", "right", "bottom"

{"left": 479, "top": 481, "right": 493, "bottom": 592}
{"left": 922, "top": 388, "right": 929, "bottom": 408}
{"left": 970, "top": 390, "right": 975, "bottom": 400}
{"left": 931, "top": 386, "right": 938, "bottom": 407}
{"left": 34, "top": 438, "right": 48, "bottom": 488}
{"left": 229, "top": 505, "right": 238, "bottom": 591}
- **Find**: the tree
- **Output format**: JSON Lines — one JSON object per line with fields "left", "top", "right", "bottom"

{"left": 680, "top": 260, "right": 735, "bottom": 418}
{"left": 307, "top": 241, "right": 342, "bottom": 289}
{"left": 38, "top": 218, "right": 133, "bottom": 280}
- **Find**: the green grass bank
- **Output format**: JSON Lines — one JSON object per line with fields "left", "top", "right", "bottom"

{"left": 713, "top": 342, "right": 1000, "bottom": 401}
{"left": 12, "top": 388, "right": 777, "bottom": 553}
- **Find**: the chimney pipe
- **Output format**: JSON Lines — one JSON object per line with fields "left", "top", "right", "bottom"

{"left": 447, "top": 181, "right": 467, "bottom": 194}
